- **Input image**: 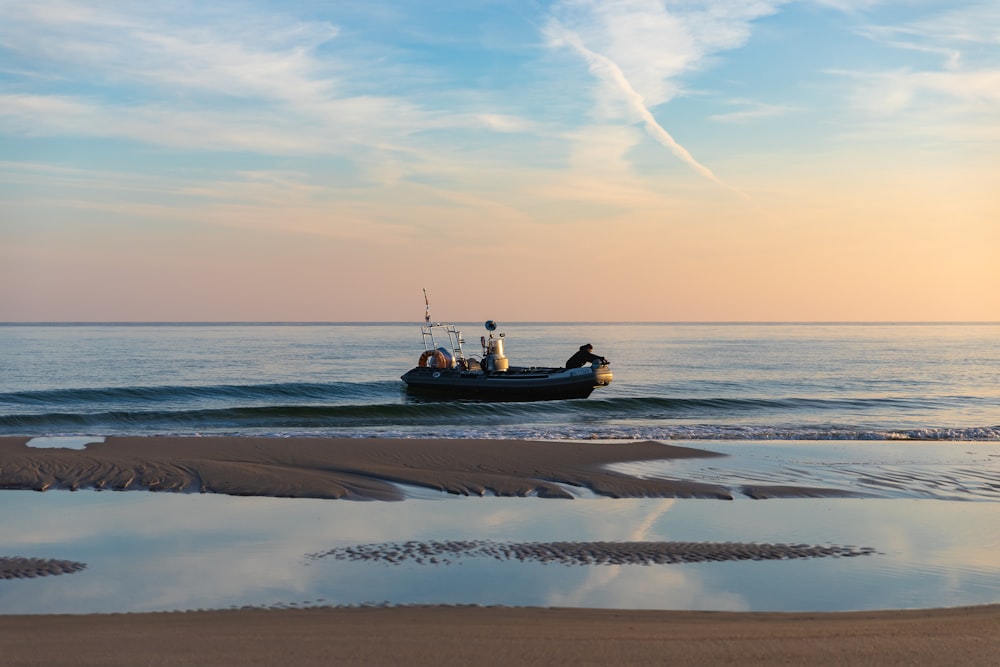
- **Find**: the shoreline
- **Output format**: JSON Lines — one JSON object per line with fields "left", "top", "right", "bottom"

{"left": 2, "top": 604, "right": 998, "bottom": 666}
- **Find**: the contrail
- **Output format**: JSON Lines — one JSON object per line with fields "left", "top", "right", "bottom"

{"left": 551, "top": 24, "right": 743, "bottom": 195}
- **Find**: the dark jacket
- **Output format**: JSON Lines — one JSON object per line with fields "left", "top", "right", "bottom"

{"left": 565, "top": 346, "right": 605, "bottom": 369}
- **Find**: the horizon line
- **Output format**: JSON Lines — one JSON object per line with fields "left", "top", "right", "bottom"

{"left": 2, "top": 321, "right": 998, "bottom": 326}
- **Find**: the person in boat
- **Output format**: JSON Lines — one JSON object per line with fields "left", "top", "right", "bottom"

{"left": 565, "top": 344, "right": 607, "bottom": 369}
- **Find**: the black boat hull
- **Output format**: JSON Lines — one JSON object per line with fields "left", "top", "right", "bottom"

{"left": 400, "top": 364, "right": 612, "bottom": 401}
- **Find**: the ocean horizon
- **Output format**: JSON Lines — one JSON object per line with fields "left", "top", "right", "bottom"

{"left": 3, "top": 321, "right": 999, "bottom": 325}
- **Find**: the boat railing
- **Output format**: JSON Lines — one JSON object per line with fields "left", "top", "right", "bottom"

{"left": 420, "top": 323, "right": 466, "bottom": 363}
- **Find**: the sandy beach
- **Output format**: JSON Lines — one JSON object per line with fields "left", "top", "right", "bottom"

{"left": 1, "top": 604, "right": 998, "bottom": 666}
{"left": 0, "top": 435, "right": 863, "bottom": 500}
{"left": 2, "top": 435, "right": 998, "bottom": 665}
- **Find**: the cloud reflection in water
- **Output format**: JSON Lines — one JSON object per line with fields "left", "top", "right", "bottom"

{"left": 0, "top": 490, "right": 998, "bottom": 614}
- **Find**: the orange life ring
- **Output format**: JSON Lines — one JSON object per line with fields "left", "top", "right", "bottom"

{"left": 418, "top": 350, "right": 448, "bottom": 368}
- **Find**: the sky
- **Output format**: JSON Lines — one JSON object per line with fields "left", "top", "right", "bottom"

{"left": 1, "top": 0, "right": 997, "bottom": 322}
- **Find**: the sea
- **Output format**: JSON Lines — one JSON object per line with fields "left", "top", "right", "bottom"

{"left": 3, "top": 322, "right": 1000, "bottom": 614}
{"left": 2, "top": 321, "right": 999, "bottom": 441}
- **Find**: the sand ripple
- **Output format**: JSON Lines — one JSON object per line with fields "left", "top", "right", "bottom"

{"left": 310, "top": 540, "right": 877, "bottom": 566}
{"left": 0, "top": 557, "right": 87, "bottom": 579}
{"left": 0, "top": 436, "right": 737, "bottom": 501}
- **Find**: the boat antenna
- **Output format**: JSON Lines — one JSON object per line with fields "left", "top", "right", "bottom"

{"left": 423, "top": 288, "right": 430, "bottom": 323}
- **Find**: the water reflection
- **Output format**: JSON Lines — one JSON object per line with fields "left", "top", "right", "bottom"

{"left": 24, "top": 436, "right": 104, "bottom": 450}
{"left": 609, "top": 441, "right": 1000, "bottom": 501}
{"left": 1, "top": 489, "right": 998, "bottom": 614}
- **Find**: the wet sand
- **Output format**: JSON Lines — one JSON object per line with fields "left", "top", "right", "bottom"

{"left": 2, "top": 605, "right": 998, "bottom": 666}
{"left": 2, "top": 436, "right": 996, "bottom": 664}
{"left": 0, "top": 435, "right": 863, "bottom": 500}
{"left": 312, "top": 539, "right": 877, "bottom": 565}
{"left": 3, "top": 538, "right": 874, "bottom": 587}
{"left": 0, "top": 557, "right": 86, "bottom": 580}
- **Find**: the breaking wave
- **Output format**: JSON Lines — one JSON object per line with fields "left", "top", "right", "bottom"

{"left": 0, "top": 383, "right": 997, "bottom": 441}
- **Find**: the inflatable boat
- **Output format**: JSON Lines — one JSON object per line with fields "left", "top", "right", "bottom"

{"left": 400, "top": 321, "right": 613, "bottom": 401}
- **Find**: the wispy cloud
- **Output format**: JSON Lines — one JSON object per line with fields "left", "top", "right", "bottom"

{"left": 835, "top": 67, "right": 1000, "bottom": 117}
{"left": 710, "top": 99, "right": 797, "bottom": 124}
{"left": 853, "top": 0, "right": 1000, "bottom": 52}
{"left": 0, "top": 2, "right": 515, "bottom": 162}
{"left": 546, "top": 0, "right": 784, "bottom": 108}
{"left": 0, "top": 92, "right": 433, "bottom": 156}
{"left": 0, "top": 2, "right": 340, "bottom": 104}
{"left": 855, "top": 2, "right": 1000, "bottom": 71}
{"left": 545, "top": 23, "right": 729, "bottom": 188}
{"left": 542, "top": 1, "right": 778, "bottom": 194}
{"left": 858, "top": 26, "right": 962, "bottom": 70}
{"left": 830, "top": 3, "right": 1000, "bottom": 138}
{"left": 808, "top": 0, "right": 884, "bottom": 12}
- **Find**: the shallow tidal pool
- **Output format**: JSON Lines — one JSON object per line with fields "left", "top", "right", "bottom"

{"left": 2, "top": 487, "right": 998, "bottom": 614}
